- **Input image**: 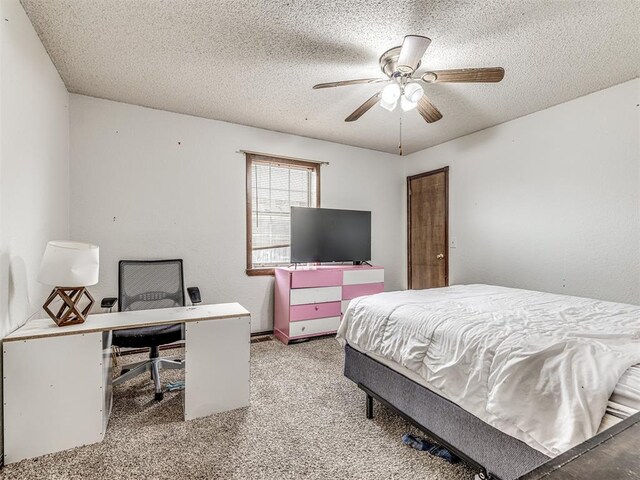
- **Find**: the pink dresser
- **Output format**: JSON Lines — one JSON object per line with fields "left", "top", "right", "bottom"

{"left": 274, "top": 265, "right": 384, "bottom": 345}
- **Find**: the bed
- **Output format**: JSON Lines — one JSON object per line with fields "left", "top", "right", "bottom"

{"left": 337, "top": 284, "right": 640, "bottom": 480}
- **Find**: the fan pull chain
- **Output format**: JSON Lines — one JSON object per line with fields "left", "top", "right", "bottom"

{"left": 399, "top": 115, "right": 403, "bottom": 156}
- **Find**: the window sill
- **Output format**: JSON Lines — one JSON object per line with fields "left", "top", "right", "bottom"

{"left": 246, "top": 268, "right": 275, "bottom": 276}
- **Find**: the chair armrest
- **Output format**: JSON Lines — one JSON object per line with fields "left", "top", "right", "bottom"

{"left": 187, "top": 287, "right": 201, "bottom": 305}
{"left": 101, "top": 297, "right": 117, "bottom": 309}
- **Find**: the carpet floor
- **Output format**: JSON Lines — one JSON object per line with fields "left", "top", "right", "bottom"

{"left": 1, "top": 336, "right": 474, "bottom": 479}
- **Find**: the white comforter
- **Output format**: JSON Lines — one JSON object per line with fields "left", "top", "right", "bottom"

{"left": 336, "top": 284, "right": 640, "bottom": 456}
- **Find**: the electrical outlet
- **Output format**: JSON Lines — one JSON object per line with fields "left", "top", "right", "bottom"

{"left": 450, "top": 236, "right": 458, "bottom": 249}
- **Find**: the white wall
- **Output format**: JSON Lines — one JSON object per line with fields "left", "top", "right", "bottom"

{"left": 404, "top": 79, "right": 640, "bottom": 304}
{"left": 0, "top": 0, "right": 70, "bottom": 336}
{"left": 69, "top": 95, "right": 404, "bottom": 332}
{"left": 0, "top": 0, "right": 70, "bottom": 456}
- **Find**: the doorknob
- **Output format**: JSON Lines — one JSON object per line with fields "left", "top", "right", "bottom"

{"left": 436, "top": 253, "right": 445, "bottom": 259}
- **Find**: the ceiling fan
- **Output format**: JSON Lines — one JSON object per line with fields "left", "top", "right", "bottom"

{"left": 313, "top": 35, "right": 505, "bottom": 124}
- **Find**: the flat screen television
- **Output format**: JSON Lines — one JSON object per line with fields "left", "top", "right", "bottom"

{"left": 291, "top": 207, "right": 371, "bottom": 263}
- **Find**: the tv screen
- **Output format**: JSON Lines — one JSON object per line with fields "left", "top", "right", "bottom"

{"left": 291, "top": 207, "right": 371, "bottom": 263}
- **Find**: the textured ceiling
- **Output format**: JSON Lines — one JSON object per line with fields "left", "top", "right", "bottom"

{"left": 21, "top": 0, "right": 640, "bottom": 155}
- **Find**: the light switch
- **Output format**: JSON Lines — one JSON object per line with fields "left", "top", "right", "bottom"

{"left": 450, "top": 236, "right": 458, "bottom": 249}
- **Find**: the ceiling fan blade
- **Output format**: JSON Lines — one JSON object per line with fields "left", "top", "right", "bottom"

{"left": 345, "top": 92, "right": 381, "bottom": 122}
{"left": 313, "top": 78, "right": 386, "bottom": 89}
{"left": 416, "top": 96, "right": 443, "bottom": 123}
{"left": 397, "top": 35, "right": 431, "bottom": 74}
{"left": 421, "top": 67, "right": 505, "bottom": 83}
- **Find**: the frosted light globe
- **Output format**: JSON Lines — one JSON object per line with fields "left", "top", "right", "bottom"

{"left": 400, "top": 96, "right": 417, "bottom": 111}
{"left": 404, "top": 82, "right": 424, "bottom": 103}
{"left": 381, "top": 83, "right": 401, "bottom": 104}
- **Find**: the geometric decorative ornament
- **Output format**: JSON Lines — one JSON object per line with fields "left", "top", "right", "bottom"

{"left": 43, "top": 287, "right": 95, "bottom": 327}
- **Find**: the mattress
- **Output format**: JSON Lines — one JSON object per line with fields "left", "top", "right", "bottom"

{"left": 349, "top": 342, "right": 640, "bottom": 436}
{"left": 337, "top": 284, "right": 640, "bottom": 456}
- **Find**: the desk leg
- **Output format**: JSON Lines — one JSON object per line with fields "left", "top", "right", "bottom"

{"left": 102, "top": 331, "right": 113, "bottom": 431}
{"left": 184, "top": 316, "right": 250, "bottom": 421}
{"left": 3, "top": 332, "right": 105, "bottom": 464}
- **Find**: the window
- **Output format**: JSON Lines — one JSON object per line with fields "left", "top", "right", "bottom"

{"left": 246, "top": 153, "right": 320, "bottom": 275}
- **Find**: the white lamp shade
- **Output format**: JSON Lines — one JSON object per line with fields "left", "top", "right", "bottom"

{"left": 37, "top": 241, "right": 99, "bottom": 287}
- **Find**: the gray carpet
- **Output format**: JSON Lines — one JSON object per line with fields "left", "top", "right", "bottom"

{"left": 1, "top": 336, "right": 474, "bottom": 479}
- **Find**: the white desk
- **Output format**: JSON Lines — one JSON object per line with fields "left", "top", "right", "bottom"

{"left": 3, "top": 303, "right": 251, "bottom": 464}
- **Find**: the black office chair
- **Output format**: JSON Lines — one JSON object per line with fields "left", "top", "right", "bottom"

{"left": 102, "top": 259, "right": 201, "bottom": 401}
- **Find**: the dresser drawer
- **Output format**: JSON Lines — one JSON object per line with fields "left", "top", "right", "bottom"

{"left": 290, "top": 286, "right": 341, "bottom": 306}
{"left": 342, "top": 282, "right": 384, "bottom": 300}
{"left": 289, "top": 316, "right": 341, "bottom": 338}
{"left": 343, "top": 269, "right": 384, "bottom": 285}
{"left": 291, "top": 269, "right": 343, "bottom": 288}
{"left": 290, "top": 302, "right": 341, "bottom": 322}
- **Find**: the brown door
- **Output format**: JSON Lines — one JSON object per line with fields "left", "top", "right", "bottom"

{"left": 408, "top": 167, "right": 448, "bottom": 289}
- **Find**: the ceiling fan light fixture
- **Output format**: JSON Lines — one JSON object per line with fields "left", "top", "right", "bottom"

{"left": 381, "top": 83, "right": 401, "bottom": 104}
{"left": 404, "top": 83, "right": 424, "bottom": 103}
{"left": 380, "top": 98, "right": 398, "bottom": 111}
{"left": 313, "top": 34, "right": 504, "bottom": 132}
{"left": 400, "top": 96, "right": 417, "bottom": 112}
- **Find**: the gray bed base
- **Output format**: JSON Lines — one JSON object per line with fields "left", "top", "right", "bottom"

{"left": 344, "top": 345, "right": 550, "bottom": 480}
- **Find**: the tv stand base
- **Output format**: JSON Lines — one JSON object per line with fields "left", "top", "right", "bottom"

{"left": 353, "top": 261, "right": 372, "bottom": 266}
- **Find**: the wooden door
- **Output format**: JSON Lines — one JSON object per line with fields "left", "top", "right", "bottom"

{"left": 408, "top": 167, "right": 448, "bottom": 289}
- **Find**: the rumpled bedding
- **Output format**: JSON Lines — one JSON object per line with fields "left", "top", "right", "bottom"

{"left": 336, "top": 284, "right": 640, "bottom": 456}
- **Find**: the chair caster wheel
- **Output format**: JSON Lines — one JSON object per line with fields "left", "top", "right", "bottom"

{"left": 155, "top": 392, "right": 164, "bottom": 401}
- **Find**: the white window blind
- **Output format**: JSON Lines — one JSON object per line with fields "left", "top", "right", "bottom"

{"left": 249, "top": 157, "right": 319, "bottom": 268}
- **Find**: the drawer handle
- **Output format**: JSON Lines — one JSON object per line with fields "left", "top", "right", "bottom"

{"left": 315, "top": 306, "right": 319, "bottom": 310}
{"left": 301, "top": 326, "right": 306, "bottom": 331}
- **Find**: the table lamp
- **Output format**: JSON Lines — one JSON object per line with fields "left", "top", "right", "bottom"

{"left": 37, "top": 240, "right": 99, "bottom": 327}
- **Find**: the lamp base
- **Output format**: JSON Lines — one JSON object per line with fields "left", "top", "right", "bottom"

{"left": 43, "top": 287, "right": 95, "bottom": 327}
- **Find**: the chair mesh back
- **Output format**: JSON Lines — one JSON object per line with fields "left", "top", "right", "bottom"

{"left": 118, "top": 260, "right": 185, "bottom": 312}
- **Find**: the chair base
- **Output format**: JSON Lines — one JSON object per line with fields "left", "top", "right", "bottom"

{"left": 114, "top": 356, "right": 184, "bottom": 400}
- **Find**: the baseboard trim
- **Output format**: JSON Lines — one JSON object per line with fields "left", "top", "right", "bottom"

{"left": 251, "top": 329, "right": 273, "bottom": 337}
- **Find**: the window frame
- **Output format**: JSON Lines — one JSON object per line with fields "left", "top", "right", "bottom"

{"left": 245, "top": 154, "right": 321, "bottom": 276}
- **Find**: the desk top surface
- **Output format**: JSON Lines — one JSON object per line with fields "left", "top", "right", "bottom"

{"left": 4, "top": 303, "right": 250, "bottom": 342}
